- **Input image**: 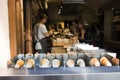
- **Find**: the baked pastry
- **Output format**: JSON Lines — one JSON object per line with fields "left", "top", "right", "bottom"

{"left": 52, "top": 59, "right": 60, "bottom": 68}
{"left": 26, "top": 59, "right": 35, "bottom": 68}
{"left": 66, "top": 59, "right": 75, "bottom": 67}
{"left": 77, "top": 59, "right": 85, "bottom": 67}
{"left": 89, "top": 58, "right": 100, "bottom": 67}
{"left": 112, "top": 57, "right": 119, "bottom": 66}
{"left": 63, "top": 39, "right": 70, "bottom": 44}
{"left": 100, "top": 57, "right": 112, "bottom": 66}
{"left": 40, "top": 58, "right": 50, "bottom": 67}
{"left": 15, "top": 59, "right": 24, "bottom": 68}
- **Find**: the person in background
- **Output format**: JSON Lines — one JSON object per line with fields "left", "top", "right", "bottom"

{"left": 64, "top": 23, "right": 70, "bottom": 34}
{"left": 91, "top": 24, "right": 104, "bottom": 48}
{"left": 78, "top": 21, "right": 93, "bottom": 44}
{"left": 34, "top": 13, "right": 53, "bottom": 53}
{"left": 47, "top": 24, "right": 56, "bottom": 52}
{"left": 84, "top": 25, "right": 93, "bottom": 44}
{"left": 70, "top": 19, "right": 79, "bottom": 35}
{"left": 48, "top": 24, "right": 56, "bottom": 34}
{"left": 78, "top": 21, "right": 86, "bottom": 43}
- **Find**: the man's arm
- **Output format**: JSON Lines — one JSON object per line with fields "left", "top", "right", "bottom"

{"left": 42, "top": 25, "right": 53, "bottom": 37}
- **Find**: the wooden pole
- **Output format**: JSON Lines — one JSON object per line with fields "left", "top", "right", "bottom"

{"left": 16, "top": 0, "right": 24, "bottom": 54}
{"left": 25, "top": 0, "right": 32, "bottom": 54}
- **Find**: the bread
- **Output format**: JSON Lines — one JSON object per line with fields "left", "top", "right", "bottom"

{"left": 52, "top": 59, "right": 60, "bottom": 68}
{"left": 77, "top": 59, "right": 85, "bottom": 67}
{"left": 63, "top": 39, "right": 70, "bottom": 44}
{"left": 66, "top": 59, "right": 75, "bottom": 67}
{"left": 40, "top": 58, "right": 50, "bottom": 67}
{"left": 89, "top": 58, "right": 100, "bottom": 67}
{"left": 26, "top": 59, "right": 35, "bottom": 68}
{"left": 15, "top": 59, "right": 24, "bottom": 68}
{"left": 112, "top": 57, "right": 119, "bottom": 66}
{"left": 100, "top": 57, "right": 112, "bottom": 66}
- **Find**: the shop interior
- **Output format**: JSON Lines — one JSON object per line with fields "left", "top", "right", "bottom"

{"left": 8, "top": 0, "right": 120, "bottom": 57}
{"left": 0, "top": 0, "right": 120, "bottom": 71}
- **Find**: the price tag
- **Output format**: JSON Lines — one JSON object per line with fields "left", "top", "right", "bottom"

{"left": 25, "top": 54, "right": 33, "bottom": 59}
{"left": 63, "top": 54, "right": 68, "bottom": 60}
{"left": 17, "top": 54, "right": 24, "bottom": 59}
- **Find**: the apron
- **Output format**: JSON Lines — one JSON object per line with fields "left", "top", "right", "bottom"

{"left": 39, "top": 38, "right": 48, "bottom": 53}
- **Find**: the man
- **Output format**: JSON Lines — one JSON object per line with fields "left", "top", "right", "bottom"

{"left": 34, "top": 14, "right": 53, "bottom": 53}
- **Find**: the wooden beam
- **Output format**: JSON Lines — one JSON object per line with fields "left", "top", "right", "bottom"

{"left": 8, "top": 0, "right": 17, "bottom": 58}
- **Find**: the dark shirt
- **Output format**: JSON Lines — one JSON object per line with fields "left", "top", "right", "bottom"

{"left": 79, "top": 29, "right": 93, "bottom": 44}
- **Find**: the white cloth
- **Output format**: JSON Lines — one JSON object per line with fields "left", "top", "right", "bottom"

{"left": 34, "top": 23, "right": 48, "bottom": 50}
{"left": 35, "top": 42, "right": 42, "bottom": 50}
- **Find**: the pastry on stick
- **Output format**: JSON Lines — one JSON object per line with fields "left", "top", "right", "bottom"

{"left": 77, "top": 59, "right": 85, "bottom": 67}
{"left": 100, "top": 57, "right": 112, "bottom": 66}
{"left": 15, "top": 59, "right": 24, "bottom": 68}
{"left": 40, "top": 58, "right": 50, "bottom": 67}
{"left": 26, "top": 59, "right": 35, "bottom": 68}
{"left": 112, "top": 57, "right": 119, "bottom": 66}
{"left": 52, "top": 59, "right": 60, "bottom": 68}
{"left": 66, "top": 59, "right": 75, "bottom": 67}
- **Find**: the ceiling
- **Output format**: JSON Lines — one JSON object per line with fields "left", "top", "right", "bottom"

{"left": 46, "top": 0, "right": 118, "bottom": 23}
{"left": 47, "top": 0, "right": 114, "bottom": 11}
{"left": 31, "top": 0, "right": 119, "bottom": 24}
{"left": 47, "top": 0, "right": 61, "bottom": 3}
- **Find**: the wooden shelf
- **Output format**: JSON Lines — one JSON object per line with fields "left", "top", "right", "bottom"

{"left": 112, "top": 29, "right": 120, "bottom": 31}
{"left": 113, "top": 15, "right": 120, "bottom": 19}
{"left": 112, "top": 14, "right": 120, "bottom": 42}
{"left": 100, "top": 30, "right": 104, "bottom": 32}
{"left": 104, "top": 40, "right": 120, "bottom": 54}
{"left": 104, "top": 40, "right": 120, "bottom": 47}
{"left": 112, "top": 19, "right": 120, "bottom": 22}
{"left": 104, "top": 40, "right": 120, "bottom": 43}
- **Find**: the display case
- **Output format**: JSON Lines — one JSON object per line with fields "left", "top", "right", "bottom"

{"left": 2, "top": 44, "right": 120, "bottom": 80}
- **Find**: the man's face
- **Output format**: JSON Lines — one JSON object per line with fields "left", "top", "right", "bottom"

{"left": 79, "top": 24, "right": 83, "bottom": 28}
{"left": 72, "top": 22, "right": 77, "bottom": 26}
{"left": 42, "top": 18, "right": 47, "bottom": 24}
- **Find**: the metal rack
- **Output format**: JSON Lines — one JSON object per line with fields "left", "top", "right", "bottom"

{"left": 0, "top": 66, "right": 120, "bottom": 80}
